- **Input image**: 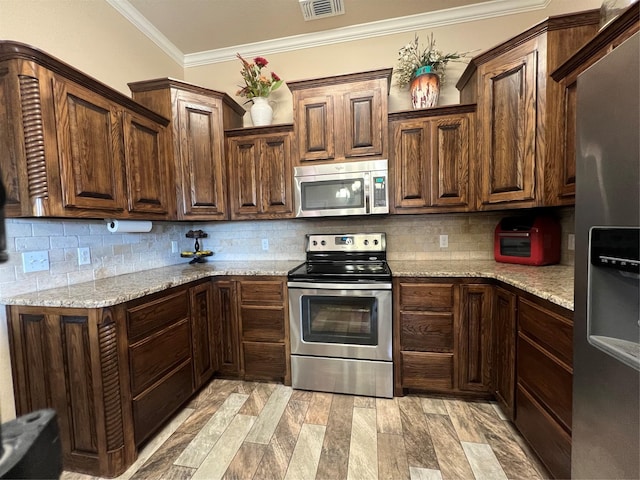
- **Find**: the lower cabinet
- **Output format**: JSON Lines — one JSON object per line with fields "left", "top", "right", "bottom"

{"left": 394, "top": 278, "right": 492, "bottom": 396}
{"left": 515, "top": 296, "right": 573, "bottom": 479}
{"left": 6, "top": 279, "right": 217, "bottom": 477}
{"left": 492, "top": 286, "right": 517, "bottom": 420}
{"left": 213, "top": 276, "right": 290, "bottom": 384}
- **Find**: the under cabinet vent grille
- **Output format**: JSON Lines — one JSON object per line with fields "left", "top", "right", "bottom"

{"left": 299, "top": 0, "right": 345, "bottom": 21}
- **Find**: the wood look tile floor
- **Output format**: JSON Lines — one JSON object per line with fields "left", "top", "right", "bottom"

{"left": 61, "top": 379, "right": 549, "bottom": 480}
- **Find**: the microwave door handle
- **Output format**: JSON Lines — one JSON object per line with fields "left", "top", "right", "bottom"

{"left": 364, "top": 172, "right": 371, "bottom": 213}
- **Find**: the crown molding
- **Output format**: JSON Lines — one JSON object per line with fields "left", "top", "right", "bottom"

{"left": 110, "top": 0, "right": 550, "bottom": 68}
{"left": 105, "top": 0, "right": 184, "bottom": 65}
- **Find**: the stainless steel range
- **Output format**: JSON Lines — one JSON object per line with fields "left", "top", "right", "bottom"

{"left": 287, "top": 233, "right": 393, "bottom": 398}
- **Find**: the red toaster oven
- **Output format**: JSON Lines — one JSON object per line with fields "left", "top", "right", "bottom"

{"left": 494, "top": 215, "right": 561, "bottom": 265}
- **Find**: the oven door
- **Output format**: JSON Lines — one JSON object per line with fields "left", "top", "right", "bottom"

{"left": 288, "top": 281, "right": 392, "bottom": 361}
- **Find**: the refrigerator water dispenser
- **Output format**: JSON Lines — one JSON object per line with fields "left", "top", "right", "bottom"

{"left": 587, "top": 227, "right": 640, "bottom": 371}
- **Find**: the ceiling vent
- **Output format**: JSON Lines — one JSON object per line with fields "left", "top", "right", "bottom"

{"left": 299, "top": 0, "right": 345, "bottom": 21}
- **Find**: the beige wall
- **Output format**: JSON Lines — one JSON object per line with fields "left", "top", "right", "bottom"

{"left": 0, "top": 0, "right": 183, "bottom": 94}
{"left": 185, "top": 0, "right": 602, "bottom": 125}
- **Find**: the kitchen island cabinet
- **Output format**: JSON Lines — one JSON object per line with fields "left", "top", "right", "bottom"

{"left": 389, "top": 104, "right": 474, "bottom": 213}
{"left": 0, "top": 41, "right": 171, "bottom": 220}
{"left": 225, "top": 125, "right": 294, "bottom": 220}
{"left": 288, "top": 68, "right": 391, "bottom": 165}
{"left": 456, "top": 10, "right": 600, "bottom": 210}
{"left": 128, "top": 78, "right": 244, "bottom": 221}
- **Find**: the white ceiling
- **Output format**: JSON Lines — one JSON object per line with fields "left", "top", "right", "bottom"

{"left": 106, "top": 0, "right": 550, "bottom": 66}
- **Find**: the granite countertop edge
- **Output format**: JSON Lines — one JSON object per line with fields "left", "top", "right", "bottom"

{"left": 1, "top": 260, "right": 574, "bottom": 311}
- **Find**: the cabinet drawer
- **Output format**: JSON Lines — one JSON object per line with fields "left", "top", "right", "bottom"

{"left": 132, "top": 360, "right": 193, "bottom": 445}
{"left": 401, "top": 351, "right": 454, "bottom": 391}
{"left": 127, "top": 289, "right": 189, "bottom": 342}
{"left": 399, "top": 283, "right": 454, "bottom": 310}
{"left": 239, "top": 280, "right": 284, "bottom": 304}
{"left": 516, "top": 384, "right": 571, "bottom": 480}
{"left": 400, "top": 312, "right": 453, "bottom": 352}
{"left": 517, "top": 333, "right": 572, "bottom": 430}
{"left": 242, "top": 341, "right": 286, "bottom": 381}
{"left": 240, "top": 306, "right": 285, "bottom": 342}
{"left": 129, "top": 319, "right": 191, "bottom": 396}
{"left": 518, "top": 298, "right": 573, "bottom": 366}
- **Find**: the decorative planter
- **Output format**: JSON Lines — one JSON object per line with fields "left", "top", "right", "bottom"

{"left": 250, "top": 96, "right": 273, "bottom": 126}
{"left": 410, "top": 66, "right": 440, "bottom": 109}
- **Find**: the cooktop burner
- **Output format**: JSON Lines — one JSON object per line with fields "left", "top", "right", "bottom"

{"left": 288, "top": 233, "right": 391, "bottom": 281}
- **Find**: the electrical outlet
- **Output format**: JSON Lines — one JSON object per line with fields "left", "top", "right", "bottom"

{"left": 22, "top": 251, "right": 49, "bottom": 273}
{"left": 171, "top": 241, "right": 179, "bottom": 253}
{"left": 568, "top": 234, "right": 575, "bottom": 251}
{"left": 261, "top": 238, "right": 269, "bottom": 251}
{"left": 77, "top": 247, "right": 91, "bottom": 265}
{"left": 439, "top": 235, "right": 448, "bottom": 248}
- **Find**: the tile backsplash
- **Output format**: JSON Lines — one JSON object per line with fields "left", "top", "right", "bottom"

{"left": 1, "top": 208, "right": 575, "bottom": 297}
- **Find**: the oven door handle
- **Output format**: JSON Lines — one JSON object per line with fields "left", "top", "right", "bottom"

{"left": 287, "top": 281, "right": 392, "bottom": 290}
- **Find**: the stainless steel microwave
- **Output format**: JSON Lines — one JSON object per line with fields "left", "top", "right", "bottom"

{"left": 294, "top": 159, "right": 389, "bottom": 218}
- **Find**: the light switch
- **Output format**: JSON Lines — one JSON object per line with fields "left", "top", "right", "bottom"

{"left": 22, "top": 251, "right": 49, "bottom": 273}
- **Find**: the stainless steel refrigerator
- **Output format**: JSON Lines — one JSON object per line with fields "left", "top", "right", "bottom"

{"left": 573, "top": 31, "right": 640, "bottom": 479}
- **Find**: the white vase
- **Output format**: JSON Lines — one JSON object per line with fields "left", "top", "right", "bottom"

{"left": 250, "top": 96, "right": 273, "bottom": 126}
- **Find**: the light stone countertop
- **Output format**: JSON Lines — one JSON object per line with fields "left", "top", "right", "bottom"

{"left": 389, "top": 260, "right": 574, "bottom": 310}
{"left": 1, "top": 259, "right": 574, "bottom": 311}
{"left": 0, "top": 261, "right": 303, "bottom": 309}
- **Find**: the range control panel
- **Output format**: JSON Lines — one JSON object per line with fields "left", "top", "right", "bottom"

{"left": 306, "top": 233, "right": 386, "bottom": 253}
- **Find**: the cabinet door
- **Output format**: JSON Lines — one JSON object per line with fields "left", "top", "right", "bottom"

{"left": 458, "top": 284, "right": 492, "bottom": 392}
{"left": 190, "top": 282, "right": 217, "bottom": 389}
{"left": 343, "top": 86, "right": 384, "bottom": 158}
{"left": 228, "top": 137, "right": 260, "bottom": 217}
{"left": 492, "top": 286, "right": 517, "bottom": 419}
{"left": 430, "top": 114, "right": 471, "bottom": 208}
{"left": 479, "top": 45, "right": 537, "bottom": 205}
{"left": 295, "top": 93, "right": 335, "bottom": 162}
{"left": 260, "top": 134, "right": 293, "bottom": 216}
{"left": 122, "top": 111, "right": 170, "bottom": 216}
{"left": 391, "top": 120, "right": 430, "bottom": 210}
{"left": 213, "top": 280, "right": 240, "bottom": 376}
{"left": 52, "top": 76, "right": 126, "bottom": 212}
{"left": 176, "top": 95, "right": 227, "bottom": 219}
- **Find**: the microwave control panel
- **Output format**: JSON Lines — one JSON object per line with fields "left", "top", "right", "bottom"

{"left": 373, "top": 176, "right": 387, "bottom": 207}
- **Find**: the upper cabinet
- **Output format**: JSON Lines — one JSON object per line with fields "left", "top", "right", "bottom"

{"left": 129, "top": 78, "right": 245, "bottom": 221}
{"left": 389, "top": 104, "right": 475, "bottom": 213}
{"left": 225, "top": 125, "right": 294, "bottom": 220}
{"left": 0, "top": 41, "right": 172, "bottom": 219}
{"left": 551, "top": 3, "right": 639, "bottom": 205}
{"left": 288, "top": 68, "right": 392, "bottom": 165}
{"left": 456, "top": 10, "right": 600, "bottom": 210}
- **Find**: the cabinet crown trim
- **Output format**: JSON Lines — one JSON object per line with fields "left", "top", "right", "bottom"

{"left": 287, "top": 67, "right": 393, "bottom": 92}
{"left": 0, "top": 40, "right": 169, "bottom": 126}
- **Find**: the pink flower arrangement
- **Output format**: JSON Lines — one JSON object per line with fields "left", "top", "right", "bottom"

{"left": 236, "top": 53, "right": 284, "bottom": 100}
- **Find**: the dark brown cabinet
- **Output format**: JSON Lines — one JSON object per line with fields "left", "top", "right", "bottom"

{"left": 288, "top": 69, "right": 391, "bottom": 165}
{"left": 0, "top": 41, "right": 171, "bottom": 219}
{"left": 7, "top": 305, "right": 135, "bottom": 477}
{"left": 550, "top": 3, "right": 639, "bottom": 205}
{"left": 190, "top": 281, "right": 217, "bottom": 389}
{"left": 213, "top": 279, "right": 240, "bottom": 377}
{"left": 389, "top": 105, "right": 474, "bottom": 213}
{"left": 458, "top": 284, "right": 492, "bottom": 393}
{"left": 238, "top": 278, "right": 289, "bottom": 383}
{"left": 7, "top": 279, "right": 218, "bottom": 477}
{"left": 225, "top": 125, "right": 294, "bottom": 220}
{"left": 394, "top": 279, "right": 457, "bottom": 395}
{"left": 456, "top": 11, "right": 600, "bottom": 209}
{"left": 492, "top": 286, "right": 517, "bottom": 419}
{"left": 516, "top": 296, "right": 573, "bottom": 479}
{"left": 129, "top": 78, "right": 244, "bottom": 220}
{"left": 212, "top": 276, "right": 289, "bottom": 383}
